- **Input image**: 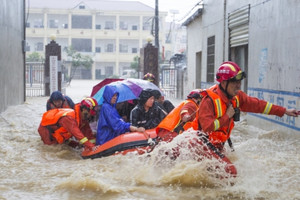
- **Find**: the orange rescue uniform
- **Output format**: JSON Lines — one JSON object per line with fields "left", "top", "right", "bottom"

{"left": 198, "top": 84, "right": 286, "bottom": 146}
{"left": 38, "top": 104, "right": 95, "bottom": 145}
{"left": 156, "top": 99, "right": 199, "bottom": 142}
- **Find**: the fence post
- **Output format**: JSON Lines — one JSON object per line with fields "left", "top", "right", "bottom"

{"left": 45, "top": 35, "right": 61, "bottom": 96}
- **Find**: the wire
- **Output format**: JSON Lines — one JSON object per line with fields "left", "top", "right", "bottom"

{"left": 177, "top": 0, "right": 204, "bottom": 23}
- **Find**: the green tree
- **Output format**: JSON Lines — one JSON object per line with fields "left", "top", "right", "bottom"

{"left": 26, "top": 52, "right": 44, "bottom": 62}
{"left": 130, "top": 56, "right": 139, "bottom": 71}
{"left": 64, "top": 46, "right": 93, "bottom": 84}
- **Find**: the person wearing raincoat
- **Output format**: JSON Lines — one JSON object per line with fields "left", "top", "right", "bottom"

{"left": 130, "top": 89, "right": 166, "bottom": 129}
{"left": 152, "top": 89, "right": 175, "bottom": 115}
{"left": 96, "top": 85, "right": 145, "bottom": 145}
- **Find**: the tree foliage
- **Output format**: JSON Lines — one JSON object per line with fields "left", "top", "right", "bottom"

{"left": 130, "top": 56, "right": 139, "bottom": 71}
{"left": 64, "top": 46, "right": 93, "bottom": 84}
{"left": 26, "top": 52, "right": 44, "bottom": 62}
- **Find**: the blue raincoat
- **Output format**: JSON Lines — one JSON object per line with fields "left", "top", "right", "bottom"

{"left": 96, "top": 85, "right": 131, "bottom": 145}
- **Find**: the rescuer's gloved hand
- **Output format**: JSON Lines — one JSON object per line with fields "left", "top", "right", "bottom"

{"left": 83, "top": 141, "right": 95, "bottom": 151}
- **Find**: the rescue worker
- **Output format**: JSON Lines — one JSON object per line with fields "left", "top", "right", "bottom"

{"left": 96, "top": 85, "right": 145, "bottom": 145}
{"left": 156, "top": 89, "right": 204, "bottom": 142}
{"left": 197, "top": 61, "right": 298, "bottom": 177}
{"left": 46, "top": 91, "right": 74, "bottom": 111}
{"left": 143, "top": 73, "right": 155, "bottom": 82}
{"left": 152, "top": 89, "right": 175, "bottom": 115}
{"left": 130, "top": 89, "right": 166, "bottom": 129}
{"left": 38, "top": 97, "right": 98, "bottom": 150}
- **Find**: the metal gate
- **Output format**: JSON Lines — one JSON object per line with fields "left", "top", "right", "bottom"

{"left": 26, "top": 62, "right": 45, "bottom": 97}
{"left": 160, "top": 68, "right": 177, "bottom": 98}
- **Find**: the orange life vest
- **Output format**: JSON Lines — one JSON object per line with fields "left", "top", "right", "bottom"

{"left": 205, "top": 90, "right": 239, "bottom": 145}
{"left": 41, "top": 108, "right": 79, "bottom": 144}
{"left": 156, "top": 99, "right": 198, "bottom": 134}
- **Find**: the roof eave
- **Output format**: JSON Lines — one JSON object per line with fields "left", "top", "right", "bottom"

{"left": 182, "top": 8, "right": 203, "bottom": 26}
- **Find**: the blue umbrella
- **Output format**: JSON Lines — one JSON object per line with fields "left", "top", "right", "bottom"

{"left": 93, "top": 81, "right": 137, "bottom": 105}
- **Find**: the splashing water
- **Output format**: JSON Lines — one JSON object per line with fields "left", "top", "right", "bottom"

{"left": 1, "top": 81, "right": 299, "bottom": 200}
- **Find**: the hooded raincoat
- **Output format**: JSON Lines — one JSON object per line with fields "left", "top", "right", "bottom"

{"left": 96, "top": 85, "right": 131, "bottom": 145}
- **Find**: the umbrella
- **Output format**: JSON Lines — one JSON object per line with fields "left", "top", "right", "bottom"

{"left": 90, "top": 78, "right": 123, "bottom": 96}
{"left": 92, "top": 78, "right": 162, "bottom": 104}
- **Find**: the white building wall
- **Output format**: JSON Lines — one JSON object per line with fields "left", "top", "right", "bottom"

{"left": 26, "top": 2, "right": 167, "bottom": 80}
{"left": 184, "top": 0, "right": 300, "bottom": 134}
{"left": 185, "top": 18, "right": 203, "bottom": 97}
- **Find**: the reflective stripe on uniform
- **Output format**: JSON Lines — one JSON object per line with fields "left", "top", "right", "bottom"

{"left": 215, "top": 98, "right": 222, "bottom": 118}
{"left": 214, "top": 119, "right": 220, "bottom": 131}
{"left": 263, "top": 102, "right": 272, "bottom": 114}
{"left": 235, "top": 96, "right": 240, "bottom": 108}
{"left": 79, "top": 137, "right": 88, "bottom": 144}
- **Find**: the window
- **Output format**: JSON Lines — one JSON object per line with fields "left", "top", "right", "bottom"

{"left": 105, "top": 21, "right": 114, "bottom": 30}
{"left": 72, "top": 15, "right": 92, "bottom": 29}
{"left": 132, "top": 48, "right": 137, "bottom": 53}
{"left": 79, "top": 5, "right": 85, "bottom": 9}
{"left": 96, "top": 69, "right": 102, "bottom": 79}
{"left": 119, "top": 44, "right": 128, "bottom": 53}
{"left": 95, "top": 24, "right": 101, "bottom": 29}
{"left": 206, "top": 36, "right": 215, "bottom": 82}
{"left": 26, "top": 22, "right": 30, "bottom": 28}
{"left": 33, "top": 19, "right": 43, "bottom": 28}
{"left": 95, "top": 47, "right": 101, "bottom": 53}
{"left": 120, "top": 22, "right": 128, "bottom": 30}
{"left": 35, "top": 42, "right": 44, "bottom": 51}
{"left": 49, "top": 19, "right": 58, "bottom": 28}
{"left": 105, "top": 66, "right": 113, "bottom": 76}
{"left": 132, "top": 25, "right": 138, "bottom": 30}
{"left": 106, "top": 44, "right": 114, "bottom": 52}
{"left": 72, "top": 38, "right": 92, "bottom": 52}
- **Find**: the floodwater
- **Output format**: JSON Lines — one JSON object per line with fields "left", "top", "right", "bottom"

{"left": 0, "top": 80, "right": 299, "bottom": 200}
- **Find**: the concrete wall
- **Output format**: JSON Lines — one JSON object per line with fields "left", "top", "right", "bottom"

{"left": 185, "top": 17, "right": 203, "bottom": 96}
{"left": 0, "top": 0, "right": 25, "bottom": 112}
{"left": 185, "top": 0, "right": 300, "bottom": 134}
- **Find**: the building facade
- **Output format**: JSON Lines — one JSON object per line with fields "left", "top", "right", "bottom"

{"left": 183, "top": 0, "right": 300, "bottom": 134}
{"left": 25, "top": 0, "right": 167, "bottom": 80}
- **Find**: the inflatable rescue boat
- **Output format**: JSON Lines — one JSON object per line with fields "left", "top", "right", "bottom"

{"left": 81, "top": 128, "right": 157, "bottom": 159}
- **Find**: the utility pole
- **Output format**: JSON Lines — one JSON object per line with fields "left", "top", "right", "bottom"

{"left": 155, "top": 0, "right": 159, "bottom": 49}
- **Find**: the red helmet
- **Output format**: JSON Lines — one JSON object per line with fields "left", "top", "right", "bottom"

{"left": 216, "top": 61, "right": 246, "bottom": 82}
{"left": 187, "top": 89, "right": 200, "bottom": 99}
{"left": 80, "top": 97, "right": 98, "bottom": 116}
{"left": 143, "top": 73, "right": 155, "bottom": 82}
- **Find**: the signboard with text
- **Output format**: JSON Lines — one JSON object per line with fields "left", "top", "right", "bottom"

{"left": 49, "top": 56, "right": 58, "bottom": 94}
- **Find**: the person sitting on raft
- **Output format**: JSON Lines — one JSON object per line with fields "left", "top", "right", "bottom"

{"left": 46, "top": 90, "right": 75, "bottom": 111}
{"left": 197, "top": 61, "right": 298, "bottom": 177}
{"left": 96, "top": 85, "right": 145, "bottom": 145}
{"left": 152, "top": 89, "right": 175, "bottom": 115}
{"left": 156, "top": 89, "right": 204, "bottom": 142}
{"left": 130, "top": 89, "right": 166, "bottom": 130}
{"left": 38, "top": 97, "right": 98, "bottom": 150}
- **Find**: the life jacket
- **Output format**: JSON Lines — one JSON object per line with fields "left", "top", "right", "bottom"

{"left": 205, "top": 89, "right": 240, "bottom": 145}
{"left": 41, "top": 108, "right": 79, "bottom": 144}
{"left": 156, "top": 99, "right": 198, "bottom": 134}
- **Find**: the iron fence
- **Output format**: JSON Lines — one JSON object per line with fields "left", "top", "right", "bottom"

{"left": 160, "top": 68, "right": 177, "bottom": 98}
{"left": 26, "top": 62, "right": 45, "bottom": 97}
